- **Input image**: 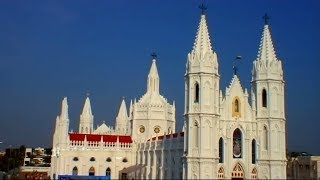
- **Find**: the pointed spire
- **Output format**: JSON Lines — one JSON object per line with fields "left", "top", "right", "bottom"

{"left": 116, "top": 97, "right": 128, "bottom": 122}
{"left": 147, "top": 54, "right": 160, "bottom": 94}
{"left": 192, "top": 14, "right": 214, "bottom": 55}
{"left": 129, "top": 99, "right": 133, "bottom": 119}
{"left": 256, "top": 14, "right": 278, "bottom": 64}
{"left": 81, "top": 96, "right": 92, "bottom": 116}
{"left": 60, "top": 97, "right": 69, "bottom": 121}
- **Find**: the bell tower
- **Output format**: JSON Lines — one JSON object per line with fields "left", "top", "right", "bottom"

{"left": 183, "top": 6, "right": 220, "bottom": 179}
{"left": 252, "top": 14, "right": 286, "bottom": 179}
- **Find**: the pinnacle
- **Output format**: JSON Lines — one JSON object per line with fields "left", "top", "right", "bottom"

{"left": 82, "top": 96, "right": 92, "bottom": 115}
{"left": 192, "top": 14, "right": 214, "bottom": 55}
{"left": 256, "top": 24, "right": 278, "bottom": 63}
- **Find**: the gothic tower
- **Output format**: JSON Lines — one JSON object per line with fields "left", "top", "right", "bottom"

{"left": 79, "top": 96, "right": 94, "bottom": 134}
{"left": 183, "top": 11, "right": 220, "bottom": 179}
{"left": 252, "top": 15, "right": 287, "bottom": 179}
{"left": 115, "top": 98, "right": 129, "bottom": 135}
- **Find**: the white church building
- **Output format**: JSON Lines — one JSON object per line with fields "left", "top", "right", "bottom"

{"left": 51, "top": 11, "right": 287, "bottom": 180}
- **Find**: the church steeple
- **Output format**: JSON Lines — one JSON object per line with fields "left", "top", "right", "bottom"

{"left": 79, "top": 95, "right": 94, "bottom": 134}
{"left": 147, "top": 54, "right": 160, "bottom": 94}
{"left": 60, "top": 97, "right": 69, "bottom": 121}
{"left": 253, "top": 13, "right": 283, "bottom": 80}
{"left": 191, "top": 13, "right": 214, "bottom": 56}
{"left": 115, "top": 97, "right": 129, "bottom": 134}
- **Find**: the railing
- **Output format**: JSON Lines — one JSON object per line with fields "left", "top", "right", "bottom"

{"left": 69, "top": 141, "right": 132, "bottom": 150}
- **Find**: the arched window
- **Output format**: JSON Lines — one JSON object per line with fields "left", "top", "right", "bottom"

{"left": 233, "top": 128, "right": 242, "bottom": 158}
{"left": 106, "top": 167, "right": 111, "bottom": 176}
{"left": 90, "top": 157, "right": 95, "bottom": 162}
{"left": 262, "top": 89, "right": 267, "bottom": 107}
{"left": 252, "top": 139, "right": 256, "bottom": 164}
{"left": 73, "top": 157, "right": 79, "bottom": 161}
{"left": 72, "top": 166, "right": 78, "bottom": 175}
{"left": 89, "top": 166, "right": 95, "bottom": 176}
{"left": 219, "top": 137, "right": 224, "bottom": 163}
{"left": 106, "top": 157, "right": 112, "bottom": 162}
{"left": 193, "top": 121, "right": 199, "bottom": 147}
{"left": 195, "top": 82, "right": 199, "bottom": 103}
{"left": 263, "top": 126, "right": 268, "bottom": 150}
{"left": 122, "top": 158, "right": 128, "bottom": 163}
{"left": 232, "top": 163, "right": 244, "bottom": 178}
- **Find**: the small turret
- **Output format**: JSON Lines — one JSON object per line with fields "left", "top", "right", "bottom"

{"left": 79, "top": 96, "right": 94, "bottom": 134}
{"left": 147, "top": 54, "right": 160, "bottom": 94}
{"left": 115, "top": 97, "right": 129, "bottom": 135}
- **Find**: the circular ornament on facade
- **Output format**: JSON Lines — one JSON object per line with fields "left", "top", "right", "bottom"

{"left": 139, "top": 126, "right": 145, "bottom": 133}
{"left": 154, "top": 127, "right": 160, "bottom": 134}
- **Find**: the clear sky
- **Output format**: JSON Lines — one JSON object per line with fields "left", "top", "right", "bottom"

{"left": 0, "top": 1, "right": 319, "bottom": 154}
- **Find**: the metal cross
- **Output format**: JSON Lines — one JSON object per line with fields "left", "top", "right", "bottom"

{"left": 263, "top": 13, "right": 270, "bottom": 25}
{"left": 199, "top": 4, "right": 207, "bottom": 15}
{"left": 151, "top": 52, "right": 157, "bottom": 60}
{"left": 233, "top": 56, "right": 242, "bottom": 75}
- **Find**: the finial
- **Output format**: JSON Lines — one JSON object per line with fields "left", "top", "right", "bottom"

{"left": 199, "top": 4, "right": 207, "bottom": 15}
{"left": 263, "top": 13, "right": 270, "bottom": 25}
{"left": 233, "top": 56, "right": 242, "bottom": 75}
{"left": 122, "top": 96, "right": 125, "bottom": 100}
{"left": 151, "top": 52, "right": 157, "bottom": 60}
{"left": 86, "top": 89, "right": 90, "bottom": 97}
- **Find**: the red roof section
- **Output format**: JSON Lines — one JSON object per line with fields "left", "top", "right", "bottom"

{"left": 69, "top": 133, "right": 85, "bottom": 141}
{"left": 69, "top": 133, "right": 132, "bottom": 143}
{"left": 119, "top": 136, "right": 133, "bottom": 143}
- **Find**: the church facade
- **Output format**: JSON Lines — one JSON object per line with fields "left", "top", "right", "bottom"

{"left": 50, "top": 12, "right": 287, "bottom": 179}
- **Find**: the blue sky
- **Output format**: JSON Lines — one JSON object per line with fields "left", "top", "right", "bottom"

{"left": 0, "top": 1, "right": 319, "bottom": 154}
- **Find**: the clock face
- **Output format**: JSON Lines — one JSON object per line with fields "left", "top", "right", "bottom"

{"left": 154, "top": 127, "right": 160, "bottom": 134}
{"left": 139, "top": 126, "right": 145, "bottom": 133}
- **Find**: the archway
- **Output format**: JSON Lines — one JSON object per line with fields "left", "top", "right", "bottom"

{"left": 231, "top": 163, "right": 244, "bottom": 180}
{"left": 89, "top": 166, "right": 95, "bottom": 176}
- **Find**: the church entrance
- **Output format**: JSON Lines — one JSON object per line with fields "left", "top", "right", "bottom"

{"left": 231, "top": 163, "right": 244, "bottom": 180}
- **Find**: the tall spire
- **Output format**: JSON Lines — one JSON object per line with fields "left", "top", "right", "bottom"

{"left": 79, "top": 95, "right": 94, "bottom": 134}
{"left": 81, "top": 96, "right": 92, "bottom": 116}
{"left": 129, "top": 99, "right": 133, "bottom": 119}
{"left": 256, "top": 15, "right": 278, "bottom": 64}
{"left": 115, "top": 97, "right": 129, "bottom": 134}
{"left": 191, "top": 13, "right": 214, "bottom": 56}
{"left": 147, "top": 54, "right": 160, "bottom": 94}
{"left": 60, "top": 97, "right": 69, "bottom": 121}
{"left": 117, "top": 97, "right": 128, "bottom": 121}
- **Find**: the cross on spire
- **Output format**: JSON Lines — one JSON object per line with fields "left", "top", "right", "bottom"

{"left": 151, "top": 52, "right": 157, "bottom": 60}
{"left": 233, "top": 56, "right": 242, "bottom": 75}
{"left": 199, "top": 4, "right": 207, "bottom": 15}
{"left": 263, "top": 13, "right": 270, "bottom": 25}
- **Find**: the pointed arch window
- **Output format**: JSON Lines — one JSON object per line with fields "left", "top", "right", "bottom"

{"left": 233, "top": 128, "right": 242, "bottom": 158}
{"left": 194, "top": 82, "right": 200, "bottom": 103}
{"left": 252, "top": 139, "right": 256, "bottom": 164}
{"left": 89, "top": 166, "right": 95, "bottom": 176}
{"left": 262, "top": 89, "right": 267, "bottom": 107}
{"left": 106, "top": 167, "right": 111, "bottom": 176}
{"left": 218, "top": 167, "right": 225, "bottom": 179}
{"left": 263, "top": 126, "right": 268, "bottom": 150}
{"left": 72, "top": 166, "right": 78, "bottom": 175}
{"left": 251, "top": 168, "right": 258, "bottom": 179}
{"left": 219, "top": 137, "right": 224, "bottom": 163}
{"left": 90, "top": 157, "right": 95, "bottom": 162}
